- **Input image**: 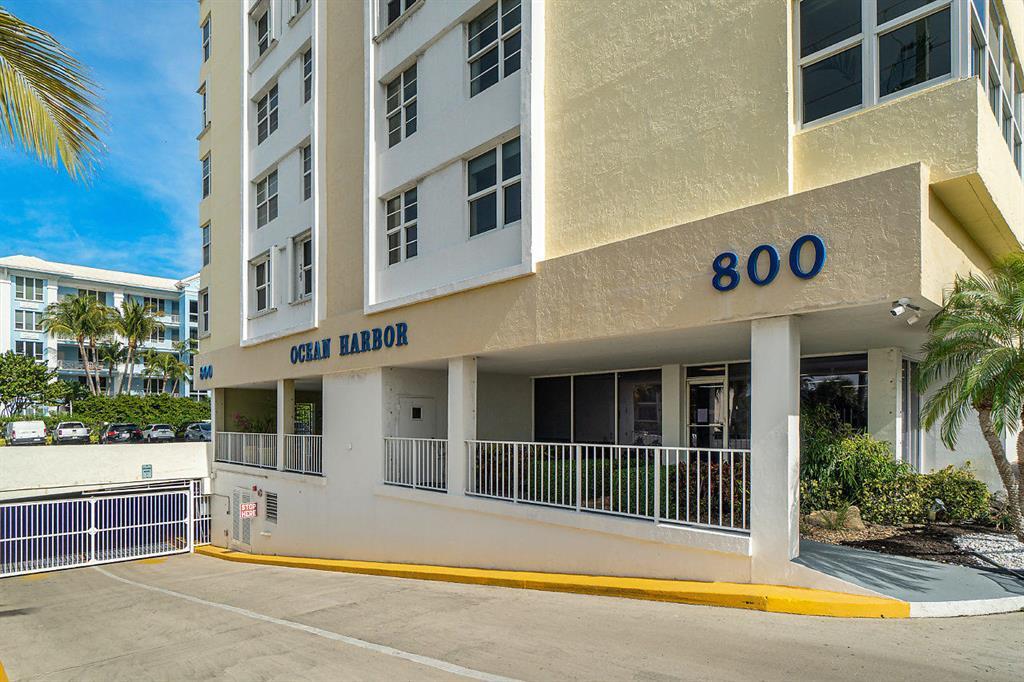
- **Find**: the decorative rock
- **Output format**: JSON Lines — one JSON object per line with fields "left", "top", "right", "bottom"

{"left": 953, "top": 533, "right": 1024, "bottom": 571}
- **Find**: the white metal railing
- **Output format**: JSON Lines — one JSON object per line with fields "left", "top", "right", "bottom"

{"left": 465, "top": 441, "right": 751, "bottom": 533}
{"left": 214, "top": 432, "right": 277, "bottom": 469}
{"left": 383, "top": 437, "right": 448, "bottom": 492}
{"left": 284, "top": 434, "right": 324, "bottom": 475}
{"left": 192, "top": 480, "right": 211, "bottom": 546}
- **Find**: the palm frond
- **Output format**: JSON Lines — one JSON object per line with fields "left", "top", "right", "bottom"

{"left": 0, "top": 6, "right": 104, "bottom": 178}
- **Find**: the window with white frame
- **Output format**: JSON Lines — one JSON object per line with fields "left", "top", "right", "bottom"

{"left": 255, "top": 8, "right": 271, "bottom": 57}
{"left": 14, "top": 310, "right": 43, "bottom": 332}
{"left": 189, "top": 299, "right": 199, "bottom": 324}
{"left": 467, "top": 136, "right": 521, "bottom": 237}
{"left": 385, "top": 63, "right": 417, "bottom": 147}
{"left": 256, "top": 170, "right": 279, "bottom": 228}
{"left": 797, "top": 0, "right": 953, "bottom": 125}
{"left": 294, "top": 0, "right": 310, "bottom": 16}
{"left": 15, "top": 276, "right": 44, "bottom": 302}
{"left": 143, "top": 296, "right": 164, "bottom": 313}
{"left": 385, "top": 187, "right": 417, "bottom": 265}
{"left": 202, "top": 16, "right": 211, "bottom": 62}
{"left": 968, "top": 0, "right": 1023, "bottom": 173}
{"left": 467, "top": 0, "right": 521, "bottom": 97}
{"left": 199, "top": 83, "right": 208, "bottom": 130}
{"left": 382, "top": 0, "right": 416, "bottom": 29}
{"left": 15, "top": 340, "right": 43, "bottom": 361}
{"left": 199, "top": 289, "right": 210, "bottom": 334}
{"left": 252, "top": 256, "right": 272, "bottom": 313}
{"left": 294, "top": 233, "right": 313, "bottom": 300}
{"left": 302, "top": 49, "right": 313, "bottom": 103}
{"left": 256, "top": 84, "right": 279, "bottom": 144}
{"left": 301, "top": 144, "right": 312, "bottom": 200}
{"left": 202, "top": 154, "right": 211, "bottom": 198}
{"left": 149, "top": 326, "right": 166, "bottom": 343}
{"left": 201, "top": 223, "right": 211, "bottom": 266}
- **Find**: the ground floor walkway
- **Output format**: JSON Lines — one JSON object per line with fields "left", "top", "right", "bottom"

{"left": 0, "top": 554, "right": 1020, "bottom": 681}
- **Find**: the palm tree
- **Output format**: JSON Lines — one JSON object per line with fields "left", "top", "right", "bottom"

{"left": 165, "top": 355, "right": 191, "bottom": 396}
{"left": 113, "top": 298, "right": 163, "bottom": 395}
{"left": 918, "top": 255, "right": 1024, "bottom": 542}
{"left": 42, "top": 294, "right": 108, "bottom": 395}
{"left": 142, "top": 350, "right": 179, "bottom": 394}
{"left": 97, "top": 340, "right": 126, "bottom": 396}
{"left": 0, "top": 6, "right": 103, "bottom": 178}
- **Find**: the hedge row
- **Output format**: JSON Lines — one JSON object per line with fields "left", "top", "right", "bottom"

{"left": 1, "top": 394, "right": 210, "bottom": 436}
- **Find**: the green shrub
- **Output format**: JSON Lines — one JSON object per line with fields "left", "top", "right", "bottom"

{"left": 921, "top": 465, "right": 990, "bottom": 522}
{"left": 859, "top": 473, "right": 925, "bottom": 525}
{"left": 801, "top": 477, "right": 843, "bottom": 514}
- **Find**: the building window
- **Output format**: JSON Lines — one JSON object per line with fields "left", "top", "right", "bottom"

{"left": 467, "top": 136, "right": 521, "bottom": 237}
{"left": 15, "top": 340, "right": 43, "bottom": 361}
{"left": 800, "top": 354, "right": 869, "bottom": 431}
{"left": 301, "top": 144, "right": 312, "bottom": 200}
{"left": 467, "top": 0, "right": 521, "bottom": 97}
{"left": 302, "top": 49, "right": 313, "bottom": 103}
{"left": 255, "top": 8, "right": 270, "bottom": 57}
{"left": 14, "top": 310, "right": 43, "bottom": 332}
{"left": 202, "top": 154, "right": 211, "bottom": 198}
{"left": 256, "top": 84, "right": 279, "bottom": 144}
{"left": 202, "top": 16, "right": 211, "bottom": 62}
{"left": 968, "top": 0, "right": 1023, "bottom": 175}
{"left": 189, "top": 299, "right": 199, "bottom": 324}
{"left": 79, "top": 289, "right": 104, "bottom": 303}
{"left": 149, "top": 326, "right": 166, "bottom": 343}
{"left": 199, "top": 289, "right": 210, "bottom": 334}
{"left": 199, "top": 83, "right": 208, "bottom": 129}
{"left": 383, "top": 0, "right": 416, "bottom": 28}
{"left": 295, "top": 0, "right": 310, "bottom": 15}
{"left": 201, "top": 223, "right": 211, "bottom": 266}
{"left": 901, "top": 359, "right": 922, "bottom": 471}
{"left": 15, "top": 276, "right": 44, "bottom": 302}
{"left": 385, "top": 187, "right": 417, "bottom": 265}
{"left": 385, "top": 63, "right": 417, "bottom": 147}
{"left": 798, "top": 0, "right": 953, "bottom": 125}
{"left": 142, "top": 296, "right": 164, "bottom": 313}
{"left": 252, "top": 256, "right": 272, "bottom": 313}
{"left": 256, "top": 170, "right": 279, "bottom": 228}
{"left": 295, "top": 234, "right": 313, "bottom": 299}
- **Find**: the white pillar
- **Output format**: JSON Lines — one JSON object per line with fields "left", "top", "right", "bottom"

{"left": 447, "top": 356, "right": 477, "bottom": 495}
{"left": 750, "top": 316, "right": 801, "bottom": 581}
{"left": 276, "top": 379, "right": 295, "bottom": 471}
{"left": 0, "top": 271, "right": 11, "bottom": 353}
{"left": 45, "top": 283, "right": 59, "bottom": 369}
{"left": 212, "top": 388, "right": 227, "bottom": 432}
{"left": 868, "top": 347, "right": 902, "bottom": 458}
{"left": 661, "top": 364, "right": 682, "bottom": 447}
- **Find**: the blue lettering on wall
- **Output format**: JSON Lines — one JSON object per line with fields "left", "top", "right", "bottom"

{"left": 198, "top": 365, "right": 214, "bottom": 380}
{"left": 713, "top": 235, "right": 826, "bottom": 291}
{"left": 288, "top": 324, "right": 410, "bottom": 364}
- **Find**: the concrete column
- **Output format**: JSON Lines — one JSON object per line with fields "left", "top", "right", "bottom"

{"left": 750, "top": 316, "right": 801, "bottom": 581}
{"left": 447, "top": 356, "right": 477, "bottom": 495}
{"left": 661, "top": 364, "right": 682, "bottom": 447}
{"left": 276, "top": 379, "right": 295, "bottom": 471}
{"left": 45, "top": 283, "right": 58, "bottom": 369}
{"left": 0, "top": 271, "right": 11, "bottom": 353}
{"left": 868, "top": 348, "right": 902, "bottom": 457}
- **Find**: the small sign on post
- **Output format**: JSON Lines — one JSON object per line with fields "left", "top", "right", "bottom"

{"left": 239, "top": 502, "right": 257, "bottom": 519}
{"left": 141, "top": 464, "right": 152, "bottom": 479}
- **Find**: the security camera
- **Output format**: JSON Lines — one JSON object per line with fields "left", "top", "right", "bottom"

{"left": 890, "top": 304, "right": 906, "bottom": 318}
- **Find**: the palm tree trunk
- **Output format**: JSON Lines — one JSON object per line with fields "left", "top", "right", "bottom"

{"left": 979, "top": 408, "right": 1024, "bottom": 542}
{"left": 122, "top": 343, "right": 134, "bottom": 395}
{"left": 77, "top": 338, "right": 97, "bottom": 395}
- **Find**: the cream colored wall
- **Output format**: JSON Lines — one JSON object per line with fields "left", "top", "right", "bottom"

{"left": 223, "top": 388, "right": 277, "bottom": 431}
{"left": 543, "top": 0, "right": 792, "bottom": 260}
{"left": 921, "top": 190, "right": 993, "bottom": 305}
{"left": 198, "top": 0, "right": 242, "bottom": 353}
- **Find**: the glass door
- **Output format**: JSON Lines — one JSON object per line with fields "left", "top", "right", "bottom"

{"left": 688, "top": 379, "right": 725, "bottom": 448}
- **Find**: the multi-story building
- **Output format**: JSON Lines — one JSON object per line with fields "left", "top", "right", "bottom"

{"left": 0, "top": 255, "right": 204, "bottom": 398}
{"left": 197, "top": 0, "right": 1023, "bottom": 587}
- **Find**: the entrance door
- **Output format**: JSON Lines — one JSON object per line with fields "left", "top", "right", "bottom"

{"left": 398, "top": 397, "right": 437, "bottom": 439}
{"left": 688, "top": 379, "right": 725, "bottom": 448}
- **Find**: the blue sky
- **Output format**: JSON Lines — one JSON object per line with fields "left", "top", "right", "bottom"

{"left": 0, "top": 0, "right": 200, "bottom": 279}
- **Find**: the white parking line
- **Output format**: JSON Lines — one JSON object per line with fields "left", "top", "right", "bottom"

{"left": 94, "top": 566, "right": 518, "bottom": 682}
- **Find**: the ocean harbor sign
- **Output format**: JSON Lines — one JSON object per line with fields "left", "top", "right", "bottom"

{"left": 290, "top": 322, "right": 409, "bottom": 365}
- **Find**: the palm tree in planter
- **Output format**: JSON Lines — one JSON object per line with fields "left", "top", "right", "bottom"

{"left": 42, "top": 294, "right": 109, "bottom": 395}
{"left": 918, "top": 255, "right": 1024, "bottom": 542}
{"left": 114, "top": 299, "right": 163, "bottom": 395}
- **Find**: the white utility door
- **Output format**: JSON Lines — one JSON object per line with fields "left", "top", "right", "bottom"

{"left": 397, "top": 397, "right": 437, "bottom": 438}
{"left": 230, "top": 488, "right": 253, "bottom": 551}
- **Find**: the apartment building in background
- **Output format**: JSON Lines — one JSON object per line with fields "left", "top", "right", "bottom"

{"left": 196, "top": 0, "right": 1023, "bottom": 588}
{"left": 0, "top": 255, "right": 204, "bottom": 398}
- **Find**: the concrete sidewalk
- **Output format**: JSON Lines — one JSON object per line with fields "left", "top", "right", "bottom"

{"left": 796, "top": 540, "right": 1024, "bottom": 617}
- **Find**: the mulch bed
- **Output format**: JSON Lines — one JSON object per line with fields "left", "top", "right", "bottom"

{"left": 802, "top": 522, "right": 1005, "bottom": 569}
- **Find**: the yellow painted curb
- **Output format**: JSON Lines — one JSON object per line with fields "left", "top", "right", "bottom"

{"left": 0, "top": 658, "right": 8, "bottom": 682}
{"left": 195, "top": 545, "right": 908, "bottom": 619}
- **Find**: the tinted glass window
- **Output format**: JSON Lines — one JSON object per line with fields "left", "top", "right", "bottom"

{"left": 801, "top": 354, "right": 868, "bottom": 430}
{"left": 802, "top": 45, "right": 862, "bottom": 122}
{"left": 534, "top": 377, "right": 571, "bottom": 442}
{"left": 877, "top": 0, "right": 933, "bottom": 24}
{"left": 573, "top": 374, "right": 615, "bottom": 445}
{"left": 800, "top": 0, "right": 861, "bottom": 57}
{"left": 878, "top": 9, "right": 951, "bottom": 97}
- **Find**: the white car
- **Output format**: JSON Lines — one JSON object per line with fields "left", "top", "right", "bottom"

{"left": 54, "top": 421, "right": 91, "bottom": 445}
{"left": 4, "top": 420, "right": 47, "bottom": 446}
{"left": 141, "top": 424, "right": 176, "bottom": 442}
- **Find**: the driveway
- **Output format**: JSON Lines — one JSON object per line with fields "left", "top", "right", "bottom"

{"left": 0, "top": 554, "right": 1020, "bottom": 681}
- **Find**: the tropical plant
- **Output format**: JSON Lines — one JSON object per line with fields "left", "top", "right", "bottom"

{"left": 0, "top": 351, "right": 68, "bottom": 416}
{"left": 96, "top": 340, "right": 126, "bottom": 396}
{"left": 112, "top": 298, "right": 163, "bottom": 395}
{"left": 165, "top": 354, "right": 191, "bottom": 396}
{"left": 918, "top": 254, "right": 1024, "bottom": 542}
{"left": 41, "top": 294, "right": 111, "bottom": 395}
{"left": 0, "top": 6, "right": 103, "bottom": 178}
{"left": 142, "top": 349, "right": 170, "bottom": 394}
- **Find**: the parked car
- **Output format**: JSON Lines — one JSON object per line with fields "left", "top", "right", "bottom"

{"left": 54, "top": 421, "right": 91, "bottom": 445}
{"left": 3, "top": 420, "right": 47, "bottom": 446}
{"left": 141, "top": 424, "right": 176, "bottom": 442}
{"left": 100, "top": 423, "right": 142, "bottom": 444}
{"left": 183, "top": 422, "right": 212, "bottom": 442}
